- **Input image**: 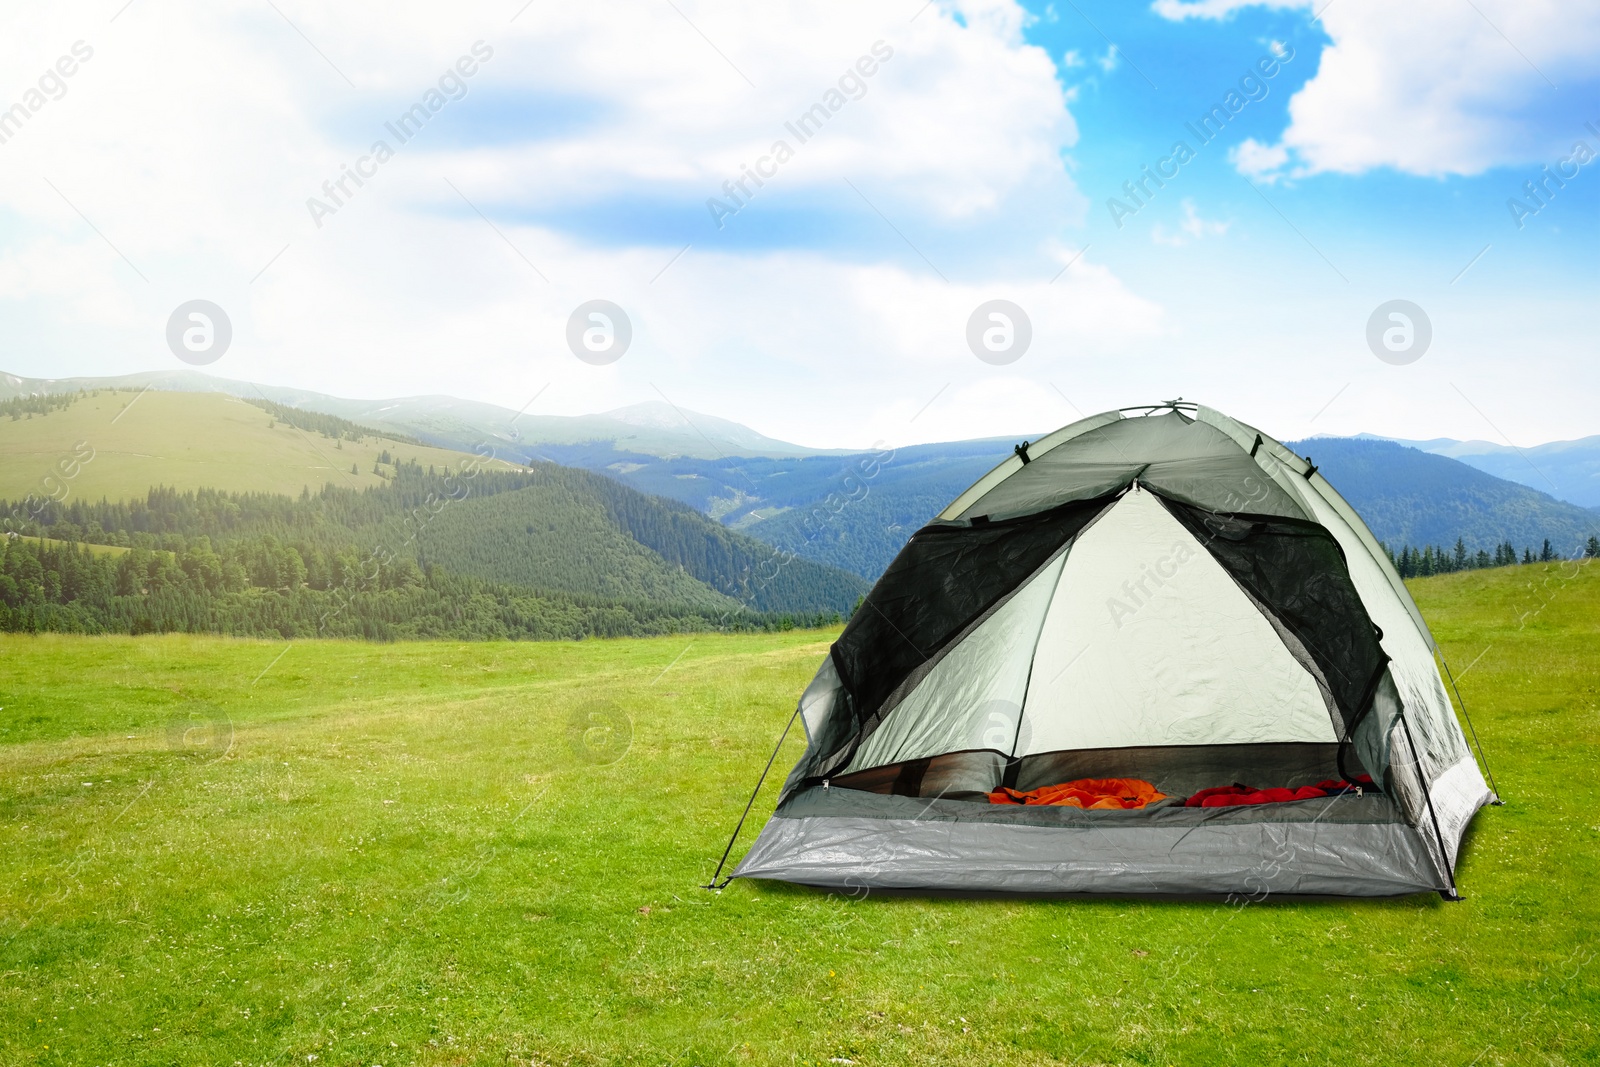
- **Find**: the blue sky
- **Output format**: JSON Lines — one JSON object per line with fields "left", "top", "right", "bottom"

{"left": 0, "top": 0, "right": 1595, "bottom": 449}
{"left": 1038, "top": 2, "right": 1596, "bottom": 284}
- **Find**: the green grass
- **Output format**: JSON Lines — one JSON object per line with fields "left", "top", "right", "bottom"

{"left": 8, "top": 536, "right": 133, "bottom": 558}
{"left": 1, "top": 564, "right": 1596, "bottom": 1065}
{"left": 0, "top": 391, "right": 517, "bottom": 504}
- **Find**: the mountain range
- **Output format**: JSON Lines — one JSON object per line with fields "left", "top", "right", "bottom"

{"left": 0, "top": 370, "right": 841, "bottom": 461}
{"left": 6, "top": 369, "right": 1598, "bottom": 588}
{"left": 1284, "top": 437, "right": 1598, "bottom": 559}
{"left": 1343, "top": 433, "right": 1600, "bottom": 510}
{"left": 0, "top": 385, "right": 868, "bottom": 639}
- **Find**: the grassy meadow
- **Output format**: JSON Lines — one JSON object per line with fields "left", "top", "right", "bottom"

{"left": 1, "top": 563, "right": 1596, "bottom": 1065}
{"left": 0, "top": 390, "right": 517, "bottom": 504}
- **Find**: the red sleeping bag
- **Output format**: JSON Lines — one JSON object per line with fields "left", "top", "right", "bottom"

{"left": 1184, "top": 776, "right": 1372, "bottom": 808}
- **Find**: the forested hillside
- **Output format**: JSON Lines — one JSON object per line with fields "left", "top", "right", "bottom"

{"left": 240, "top": 396, "right": 426, "bottom": 447}
{"left": 1365, "top": 432, "right": 1600, "bottom": 508}
{"left": 537, "top": 438, "right": 1014, "bottom": 580}
{"left": 0, "top": 458, "right": 866, "bottom": 639}
{"left": 0, "top": 533, "right": 786, "bottom": 640}
{"left": 1289, "top": 438, "right": 1600, "bottom": 557}
{"left": 387, "top": 468, "right": 867, "bottom": 615}
{"left": 407, "top": 484, "right": 738, "bottom": 611}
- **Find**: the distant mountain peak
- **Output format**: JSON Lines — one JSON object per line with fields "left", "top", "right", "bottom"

{"left": 602, "top": 401, "right": 703, "bottom": 431}
{"left": 1305, "top": 431, "right": 1600, "bottom": 508}
{"left": 600, "top": 400, "right": 813, "bottom": 449}
{"left": 0, "top": 368, "right": 840, "bottom": 461}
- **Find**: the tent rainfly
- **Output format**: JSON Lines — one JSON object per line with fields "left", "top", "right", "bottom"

{"left": 719, "top": 403, "right": 1497, "bottom": 899}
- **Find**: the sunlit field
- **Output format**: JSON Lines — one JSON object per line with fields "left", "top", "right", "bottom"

{"left": 2, "top": 563, "right": 1596, "bottom": 1065}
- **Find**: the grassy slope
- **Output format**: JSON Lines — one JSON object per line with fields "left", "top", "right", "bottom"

{"left": 0, "top": 565, "right": 1596, "bottom": 1065}
{"left": 0, "top": 370, "right": 833, "bottom": 461}
{"left": 9, "top": 536, "right": 131, "bottom": 557}
{"left": 0, "top": 391, "right": 517, "bottom": 504}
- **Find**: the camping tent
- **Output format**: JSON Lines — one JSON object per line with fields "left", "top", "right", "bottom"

{"left": 725, "top": 403, "right": 1496, "bottom": 898}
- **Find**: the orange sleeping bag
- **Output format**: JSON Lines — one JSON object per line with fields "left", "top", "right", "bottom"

{"left": 988, "top": 777, "right": 1167, "bottom": 809}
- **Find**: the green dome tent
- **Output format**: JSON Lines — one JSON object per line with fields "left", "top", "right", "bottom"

{"left": 716, "top": 403, "right": 1496, "bottom": 899}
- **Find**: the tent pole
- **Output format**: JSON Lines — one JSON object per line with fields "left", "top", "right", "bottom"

{"left": 1436, "top": 647, "right": 1503, "bottom": 802}
{"left": 1399, "top": 713, "right": 1462, "bottom": 902}
{"left": 702, "top": 704, "right": 802, "bottom": 891}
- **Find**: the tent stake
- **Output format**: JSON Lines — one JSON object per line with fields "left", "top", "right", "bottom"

{"left": 702, "top": 704, "right": 802, "bottom": 891}
{"left": 1436, "top": 648, "right": 1503, "bottom": 803}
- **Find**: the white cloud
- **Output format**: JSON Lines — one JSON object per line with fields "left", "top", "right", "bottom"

{"left": 1151, "top": 0, "right": 1305, "bottom": 20}
{"left": 0, "top": 0, "right": 1140, "bottom": 448}
{"left": 0, "top": 0, "right": 1083, "bottom": 271}
{"left": 1229, "top": 136, "right": 1289, "bottom": 181}
{"left": 391, "top": 0, "right": 1082, "bottom": 225}
{"left": 1159, "top": 0, "right": 1600, "bottom": 177}
{"left": 1150, "top": 198, "right": 1229, "bottom": 246}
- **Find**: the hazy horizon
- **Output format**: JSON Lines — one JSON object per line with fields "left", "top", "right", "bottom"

{"left": 8, "top": 364, "right": 1598, "bottom": 458}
